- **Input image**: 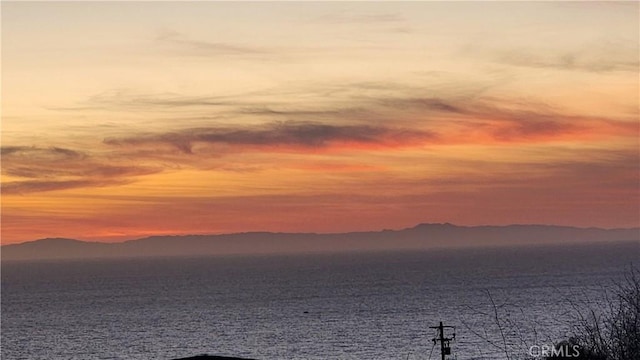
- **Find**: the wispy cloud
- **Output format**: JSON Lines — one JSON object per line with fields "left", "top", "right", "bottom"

{"left": 492, "top": 42, "right": 639, "bottom": 73}
{"left": 1, "top": 146, "right": 84, "bottom": 158}
{"left": 55, "top": 76, "right": 636, "bottom": 153}
{"left": 156, "top": 29, "right": 270, "bottom": 57}
{"left": 312, "top": 11, "right": 414, "bottom": 38}
{"left": 1, "top": 179, "right": 132, "bottom": 195}
{"left": 80, "top": 81, "right": 635, "bottom": 155}
{"left": 370, "top": 96, "right": 632, "bottom": 143}
{"left": 104, "top": 121, "right": 438, "bottom": 154}
{"left": 74, "top": 90, "right": 238, "bottom": 112}
{"left": 1, "top": 146, "right": 161, "bottom": 194}
{"left": 489, "top": 119, "right": 582, "bottom": 142}
{"left": 498, "top": 51, "right": 638, "bottom": 73}
{"left": 374, "top": 97, "right": 470, "bottom": 115}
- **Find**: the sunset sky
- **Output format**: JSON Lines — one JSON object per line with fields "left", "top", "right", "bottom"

{"left": 2, "top": 1, "right": 638, "bottom": 244}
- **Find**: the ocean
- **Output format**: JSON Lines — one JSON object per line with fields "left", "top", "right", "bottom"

{"left": 1, "top": 242, "right": 637, "bottom": 360}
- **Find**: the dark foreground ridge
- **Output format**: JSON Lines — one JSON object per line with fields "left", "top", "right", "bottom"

{"left": 172, "top": 355, "right": 256, "bottom": 360}
{"left": 3, "top": 223, "right": 639, "bottom": 261}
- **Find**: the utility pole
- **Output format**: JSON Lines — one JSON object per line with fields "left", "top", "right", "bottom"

{"left": 430, "top": 321, "right": 455, "bottom": 360}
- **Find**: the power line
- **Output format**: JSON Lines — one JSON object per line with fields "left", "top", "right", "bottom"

{"left": 429, "top": 321, "right": 456, "bottom": 360}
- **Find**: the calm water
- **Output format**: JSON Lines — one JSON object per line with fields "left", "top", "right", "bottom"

{"left": 2, "top": 242, "right": 637, "bottom": 360}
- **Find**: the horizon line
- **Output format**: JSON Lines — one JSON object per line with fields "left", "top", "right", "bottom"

{"left": 4, "top": 222, "right": 639, "bottom": 246}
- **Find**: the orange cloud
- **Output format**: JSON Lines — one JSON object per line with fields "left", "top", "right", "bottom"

{"left": 1, "top": 146, "right": 161, "bottom": 195}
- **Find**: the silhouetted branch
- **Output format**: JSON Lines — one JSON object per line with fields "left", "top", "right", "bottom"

{"left": 487, "top": 290, "right": 511, "bottom": 360}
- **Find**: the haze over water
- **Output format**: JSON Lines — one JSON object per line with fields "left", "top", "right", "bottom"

{"left": 2, "top": 242, "right": 636, "bottom": 360}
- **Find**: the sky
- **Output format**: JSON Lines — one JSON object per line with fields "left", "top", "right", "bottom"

{"left": 1, "top": 1, "right": 638, "bottom": 244}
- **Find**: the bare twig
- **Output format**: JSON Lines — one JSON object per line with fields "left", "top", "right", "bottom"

{"left": 487, "top": 290, "right": 511, "bottom": 360}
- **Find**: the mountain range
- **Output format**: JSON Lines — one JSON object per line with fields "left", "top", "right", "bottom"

{"left": 2, "top": 223, "right": 638, "bottom": 261}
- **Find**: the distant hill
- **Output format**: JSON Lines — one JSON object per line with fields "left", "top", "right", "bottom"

{"left": 2, "top": 223, "right": 638, "bottom": 261}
